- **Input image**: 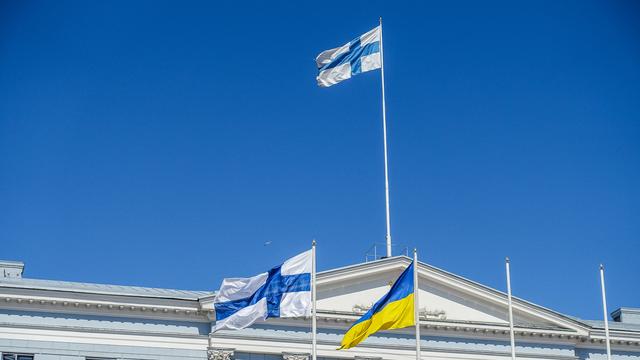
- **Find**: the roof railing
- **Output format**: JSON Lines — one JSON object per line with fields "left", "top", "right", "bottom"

{"left": 364, "top": 243, "right": 409, "bottom": 262}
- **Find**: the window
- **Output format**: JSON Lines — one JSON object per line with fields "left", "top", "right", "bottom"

{"left": 2, "top": 354, "right": 34, "bottom": 360}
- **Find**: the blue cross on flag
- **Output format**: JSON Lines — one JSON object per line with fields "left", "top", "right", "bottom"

{"left": 316, "top": 26, "right": 382, "bottom": 87}
{"left": 212, "top": 250, "right": 312, "bottom": 332}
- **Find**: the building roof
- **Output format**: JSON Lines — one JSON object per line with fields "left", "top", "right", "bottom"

{"left": 580, "top": 319, "right": 640, "bottom": 332}
{"left": 0, "top": 276, "right": 214, "bottom": 300}
{"left": 1, "top": 256, "right": 637, "bottom": 333}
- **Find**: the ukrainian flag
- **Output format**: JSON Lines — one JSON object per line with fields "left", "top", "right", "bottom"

{"left": 338, "top": 261, "right": 416, "bottom": 349}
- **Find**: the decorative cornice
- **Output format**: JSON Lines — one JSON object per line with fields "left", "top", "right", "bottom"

{"left": 0, "top": 293, "right": 211, "bottom": 321}
{"left": 207, "top": 347, "right": 234, "bottom": 360}
{"left": 2, "top": 257, "right": 638, "bottom": 350}
{"left": 260, "top": 316, "right": 640, "bottom": 348}
{"left": 4, "top": 291, "right": 638, "bottom": 348}
{"left": 210, "top": 332, "right": 588, "bottom": 360}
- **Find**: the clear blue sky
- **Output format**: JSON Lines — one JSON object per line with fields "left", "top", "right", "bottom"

{"left": 1, "top": 1, "right": 639, "bottom": 321}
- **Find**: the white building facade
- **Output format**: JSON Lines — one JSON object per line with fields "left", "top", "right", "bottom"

{"left": 1, "top": 257, "right": 639, "bottom": 360}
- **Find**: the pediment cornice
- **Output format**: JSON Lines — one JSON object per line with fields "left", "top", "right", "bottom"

{"left": 318, "top": 256, "right": 591, "bottom": 335}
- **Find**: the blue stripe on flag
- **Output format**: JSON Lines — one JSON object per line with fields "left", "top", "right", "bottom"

{"left": 214, "top": 265, "right": 311, "bottom": 321}
{"left": 351, "top": 42, "right": 380, "bottom": 75}
{"left": 319, "top": 41, "right": 380, "bottom": 73}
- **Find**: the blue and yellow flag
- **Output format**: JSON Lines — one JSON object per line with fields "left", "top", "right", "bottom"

{"left": 338, "top": 261, "right": 416, "bottom": 349}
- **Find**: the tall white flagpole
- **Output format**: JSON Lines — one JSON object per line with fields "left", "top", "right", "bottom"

{"left": 413, "top": 249, "right": 421, "bottom": 360}
{"left": 379, "top": 16, "right": 392, "bottom": 258}
{"left": 311, "top": 240, "right": 317, "bottom": 360}
{"left": 506, "top": 257, "right": 516, "bottom": 360}
{"left": 600, "top": 264, "right": 612, "bottom": 360}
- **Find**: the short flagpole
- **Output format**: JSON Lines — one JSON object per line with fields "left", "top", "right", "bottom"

{"left": 379, "top": 16, "right": 392, "bottom": 258}
{"left": 600, "top": 264, "right": 612, "bottom": 360}
{"left": 413, "top": 249, "right": 421, "bottom": 360}
{"left": 506, "top": 257, "right": 516, "bottom": 360}
{"left": 311, "top": 240, "right": 317, "bottom": 360}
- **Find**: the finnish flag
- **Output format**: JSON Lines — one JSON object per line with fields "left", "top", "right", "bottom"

{"left": 316, "top": 26, "right": 382, "bottom": 87}
{"left": 212, "top": 250, "right": 312, "bottom": 332}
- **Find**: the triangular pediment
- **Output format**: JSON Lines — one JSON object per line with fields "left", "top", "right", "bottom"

{"left": 316, "top": 257, "right": 588, "bottom": 334}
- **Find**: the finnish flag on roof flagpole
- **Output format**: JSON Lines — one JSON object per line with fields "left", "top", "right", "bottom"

{"left": 316, "top": 26, "right": 382, "bottom": 87}
{"left": 212, "top": 250, "right": 312, "bottom": 332}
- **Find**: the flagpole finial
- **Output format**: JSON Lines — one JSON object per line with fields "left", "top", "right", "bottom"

{"left": 379, "top": 16, "right": 382, "bottom": 24}
{"left": 600, "top": 264, "right": 604, "bottom": 270}
{"left": 312, "top": 239, "right": 316, "bottom": 246}
{"left": 506, "top": 257, "right": 510, "bottom": 263}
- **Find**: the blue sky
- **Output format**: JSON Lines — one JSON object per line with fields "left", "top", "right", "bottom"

{"left": 1, "top": 1, "right": 638, "bottom": 321}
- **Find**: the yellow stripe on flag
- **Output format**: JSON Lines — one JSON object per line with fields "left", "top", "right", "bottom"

{"left": 338, "top": 293, "right": 415, "bottom": 350}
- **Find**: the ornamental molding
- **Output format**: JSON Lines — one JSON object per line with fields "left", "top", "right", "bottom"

{"left": 352, "top": 303, "right": 373, "bottom": 314}
{"left": 265, "top": 314, "right": 639, "bottom": 347}
{"left": 4, "top": 290, "right": 637, "bottom": 347}
{"left": 0, "top": 293, "right": 210, "bottom": 320}
{"left": 282, "top": 352, "right": 310, "bottom": 360}
{"left": 353, "top": 304, "right": 446, "bottom": 320}
{"left": 209, "top": 324, "right": 640, "bottom": 352}
{"left": 207, "top": 347, "right": 234, "bottom": 360}
{"left": 211, "top": 331, "right": 637, "bottom": 359}
{"left": 419, "top": 308, "right": 446, "bottom": 320}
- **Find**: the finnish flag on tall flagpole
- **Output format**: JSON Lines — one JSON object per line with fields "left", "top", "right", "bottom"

{"left": 316, "top": 26, "right": 382, "bottom": 87}
{"left": 211, "top": 250, "right": 312, "bottom": 332}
